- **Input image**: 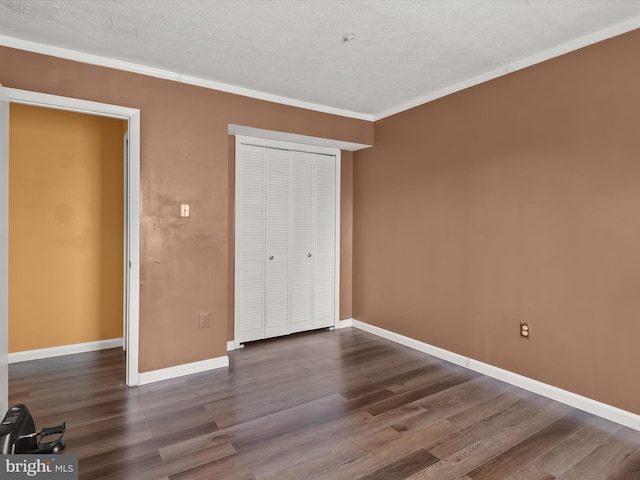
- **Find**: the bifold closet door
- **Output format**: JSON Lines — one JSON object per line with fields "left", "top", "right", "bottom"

{"left": 235, "top": 145, "right": 265, "bottom": 343}
{"left": 264, "top": 148, "right": 290, "bottom": 338}
{"left": 236, "top": 142, "right": 337, "bottom": 343}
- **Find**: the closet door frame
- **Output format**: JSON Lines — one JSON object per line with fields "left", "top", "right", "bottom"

{"left": 234, "top": 135, "right": 341, "bottom": 346}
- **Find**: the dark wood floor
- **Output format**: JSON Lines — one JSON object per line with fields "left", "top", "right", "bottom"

{"left": 9, "top": 327, "right": 640, "bottom": 479}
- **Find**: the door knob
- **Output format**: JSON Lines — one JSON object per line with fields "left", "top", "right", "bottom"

{"left": 307, "top": 253, "right": 312, "bottom": 257}
{"left": 269, "top": 256, "right": 274, "bottom": 260}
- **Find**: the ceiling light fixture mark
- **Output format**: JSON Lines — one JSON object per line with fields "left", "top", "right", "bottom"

{"left": 342, "top": 33, "right": 356, "bottom": 43}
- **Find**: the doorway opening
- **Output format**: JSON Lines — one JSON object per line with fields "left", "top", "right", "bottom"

{"left": 4, "top": 88, "right": 140, "bottom": 387}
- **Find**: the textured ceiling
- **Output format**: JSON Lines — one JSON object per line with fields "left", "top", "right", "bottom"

{"left": 1, "top": 0, "right": 640, "bottom": 119}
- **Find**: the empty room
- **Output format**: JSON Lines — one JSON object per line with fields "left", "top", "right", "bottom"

{"left": 2, "top": 1, "right": 640, "bottom": 479}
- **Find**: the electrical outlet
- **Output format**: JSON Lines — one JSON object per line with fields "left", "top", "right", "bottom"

{"left": 520, "top": 322, "right": 530, "bottom": 338}
{"left": 199, "top": 312, "right": 211, "bottom": 329}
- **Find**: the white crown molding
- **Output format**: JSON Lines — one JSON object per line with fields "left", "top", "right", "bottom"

{"left": 9, "top": 338, "right": 123, "bottom": 364}
{"left": 350, "top": 319, "right": 640, "bottom": 432}
{"left": 0, "top": 35, "right": 179, "bottom": 81}
{"left": 0, "top": 34, "right": 373, "bottom": 122}
{"left": 373, "top": 15, "right": 640, "bottom": 121}
{"left": 374, "top": 65, "right": 510, "bottom": 121}
{"left": 180, "top": 74, "right": 373, "bottom": 121}
{"left": 138, "top": 355, "right": 229, "bottom": 385}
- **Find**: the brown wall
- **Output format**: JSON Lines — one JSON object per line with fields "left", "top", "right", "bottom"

{"left": 9, "top": 104, "right": 125, "bottom": 352}
{"left": 0, "top": 46, "right": 373, "bottom": 372}
{"left": 353, "top": 30, "right": 640, "bottom": 414}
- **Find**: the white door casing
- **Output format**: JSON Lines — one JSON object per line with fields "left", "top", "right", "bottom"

{"left": 0, "top": 83, "right": 9, "bottom": 415}
{"left": 123, "top": 130, "right": 130, "bottom": 352}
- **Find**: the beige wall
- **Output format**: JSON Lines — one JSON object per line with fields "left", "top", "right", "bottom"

{"left": 9, "top": 104, "right": 125, "bottom": 352}
{"left": 0, "top": 46, "right": 372, "bottom": 372}
{"left": 353, "top": 30, "right": 640, "bottom": 414}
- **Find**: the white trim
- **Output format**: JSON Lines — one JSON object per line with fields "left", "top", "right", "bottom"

{"left": 0, "top": 35, "right": 179, "bottom": 81}
{"left": 138, "top": 356, "right": 229, "bottom": 385}
{"left": 227, "top": 341, "right": 237, "bottom": 351}
{"left": 235, "top": 135, "right": 342, "bottom": 157}
{"left": 375, "top": 66, "right": 509, "bottom": 121}
{"left": 333, "top": 153, "right": 341, "bottom": 332}
{"left": 373, "top": 16, "right": 640, "bottom": 120}
{"left": 123, "top": 130, "right": 129, "bottom": 352}
{"left": 228, "top": 125, "right": 371, "bottom": 152}
{"left": 350, "top": 319, "right": 640, "bottom": 432}
{"left": 126, "top": 111, "right": 141, "bottom": 386}
{"left": 0, "top": 83, "right": 9, "bottom": 416}
{"left": 351, "top": 320, "right": 468, "bottom": 367}
{"left": 5, "top": 87, "right": 141, "bottom": 386}
{"left": 9, "top": 338, "right": 123, "bottom": 364}
{"left": 5, "top": 88, "right": 138, "bottom": 119}
{"left": 336, "top": 318, "right": 353, "bottom": 329}
{"left": 233, "top": 137, "right": 244, "bottom": 346}
{"left": 0, "top": 34, "right": 372, "bottom": 122}
{"left": 505, "top": 16, "right": 640, "bottom": 74}
{"left": 181, "top": 75, "right": 372, "bottom": 121}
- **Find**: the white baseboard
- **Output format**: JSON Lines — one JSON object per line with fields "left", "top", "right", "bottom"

{"left": 8, "top": 338, "right": 123, "bottom": 364}
{"left": 138, "top": 355, "right": 229, "bottom": 386}
{"left": 337, "top": 318, "right": 353, "bottom": 328}
{"left": 227, "top": 341, "right": 245, "bottom": 351}
{"left": 350, "top": 319, "right": 640, "bottom": 432}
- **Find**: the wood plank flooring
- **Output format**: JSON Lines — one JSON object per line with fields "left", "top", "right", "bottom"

{"left": 8, "top": 327, "right": 640, "bottom": 479}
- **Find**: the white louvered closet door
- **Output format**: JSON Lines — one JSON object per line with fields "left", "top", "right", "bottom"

{"left": 289, "top": 151, "right": 313, "bottom": 333}
{"left": 312, "top": 154, "right": 336, "bottom": 329}
{"left": 236, "top": 138, "right": 338, "bottom": 344}
{"left": 264, "top": 148, "right": 290, "bottom": 338}
{"left": 235, "top": 145, "right": 265, "bottom": 343}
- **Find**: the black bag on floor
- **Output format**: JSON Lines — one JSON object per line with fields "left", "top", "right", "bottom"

{"left": 0, "top": 404, "right": 65, "bottom": 454}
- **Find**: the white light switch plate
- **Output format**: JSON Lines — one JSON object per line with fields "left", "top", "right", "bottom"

{"left": 180, "top": 204, "right": 190, "bottom": 217}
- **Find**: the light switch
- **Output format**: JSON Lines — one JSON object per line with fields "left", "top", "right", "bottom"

{"left": 180, "top": 204, "right": 190, "bottom": 218}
